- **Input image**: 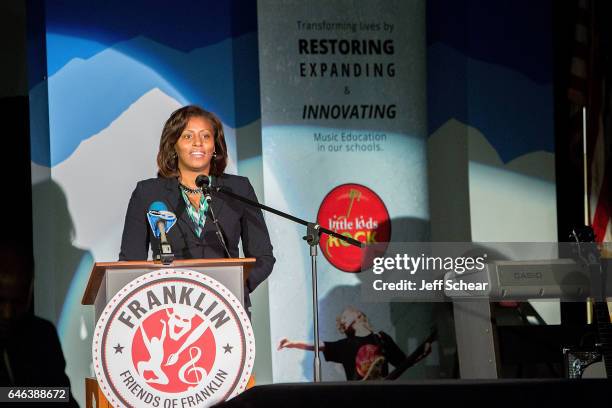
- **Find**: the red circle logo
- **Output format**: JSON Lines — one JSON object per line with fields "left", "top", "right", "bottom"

{"left": 131, "top": 307, "right": 216, "bottom": 393}
{"left": 317, "top": 184, "right": 391, "bottom": 272}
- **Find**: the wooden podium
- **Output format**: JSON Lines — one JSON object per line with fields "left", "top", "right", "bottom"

{"left": 81, "top": 258, "right": 255, "bottom": 408}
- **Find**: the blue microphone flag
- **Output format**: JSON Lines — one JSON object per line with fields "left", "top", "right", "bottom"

{"left": 147, "top": 201, "right": 177, "bottom": 238}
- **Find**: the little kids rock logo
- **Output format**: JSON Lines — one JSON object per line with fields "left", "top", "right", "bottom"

{"left": 317, "top": 183, "right": 391, "bottom": 272}
{"left": 93, "top": 269, "right": 255, "bottom": 408}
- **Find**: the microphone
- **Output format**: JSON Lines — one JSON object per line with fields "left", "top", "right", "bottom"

{"left": 194, "top": 175, "right": 231, "bottom": 258}
{"left": 195, "top": 174, "right": 212, "bottom": 201}
{"left": 195, "top": 174, "right": 211, "bottom": 190}
{"left": 147, "top": 201, "right": 176, "bottom": 264}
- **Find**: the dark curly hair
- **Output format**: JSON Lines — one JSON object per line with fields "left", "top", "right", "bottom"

{"left": 157, "top": 105, "right": 228, "bottom": 177}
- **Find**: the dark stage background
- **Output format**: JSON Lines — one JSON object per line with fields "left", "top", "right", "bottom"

{"left": 1, "top": 0, "right": 611, "bottom": 406}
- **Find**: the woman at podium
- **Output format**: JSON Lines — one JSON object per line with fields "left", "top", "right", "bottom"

{"left": 119, "top": 105, "right": 275, "bottom": 311}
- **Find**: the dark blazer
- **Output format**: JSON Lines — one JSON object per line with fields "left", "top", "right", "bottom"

{"left": 119, "top": 174, "right": 275, "bottom": 309}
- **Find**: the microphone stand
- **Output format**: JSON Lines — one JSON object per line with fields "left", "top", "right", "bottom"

{"left": 157, "top": 221, "right": 175, "bottom": 265}
{"left": 203, "top": 187, "right": 231, "bottom": 258}
{"left": 149, "top": 210, "right": 174, "bottom": 265}
{"left": 205, "top": 182, "right": 363, "bottom": 382}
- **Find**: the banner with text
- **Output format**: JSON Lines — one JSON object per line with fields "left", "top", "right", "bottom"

{"left": 258, "top": 0, "right": 442, "bottom": 382}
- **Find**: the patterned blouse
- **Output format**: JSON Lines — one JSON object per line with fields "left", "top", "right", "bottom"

{"left": 179, "top": 178, "right": 211, "bottom": 237}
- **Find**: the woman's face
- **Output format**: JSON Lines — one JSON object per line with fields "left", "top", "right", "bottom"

{"left": 175, "top": 116, "right": 216, "bottom": 175}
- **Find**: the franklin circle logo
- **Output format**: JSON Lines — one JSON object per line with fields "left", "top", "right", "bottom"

{"left": 92, "top": 269, "right": 255, "bottom": 408}
{"left": 317, "top": 183, "right": 391, "bottom": 272}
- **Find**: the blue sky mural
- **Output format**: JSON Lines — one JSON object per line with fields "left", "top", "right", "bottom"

{"left": 36, "top": 0, "right": 260, "bottom": 167}
{"left": 45, "top": 0, "right": 257, "bottom": 75}
{"left": 427, "top": 0, "right": 554, "bottom": 163}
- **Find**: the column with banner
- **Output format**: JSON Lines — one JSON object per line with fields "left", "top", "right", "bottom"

{"left": 258, "top": 0, "right": 437, "bottom": 381}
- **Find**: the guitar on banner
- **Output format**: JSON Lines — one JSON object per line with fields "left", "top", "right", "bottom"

{"left": 361, "top": 329, "right": 438, "bottom": 381}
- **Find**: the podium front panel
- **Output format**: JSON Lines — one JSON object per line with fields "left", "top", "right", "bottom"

{"left": 94, "top": 265, "right": 245, "bottom": 323}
